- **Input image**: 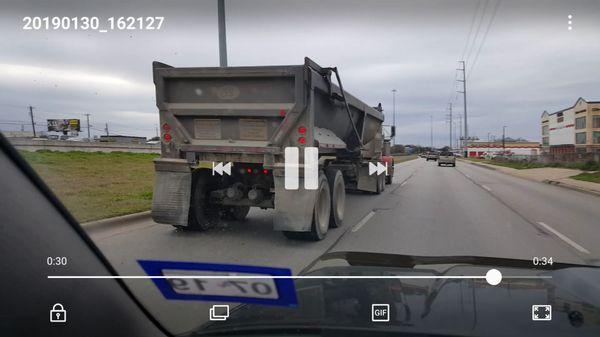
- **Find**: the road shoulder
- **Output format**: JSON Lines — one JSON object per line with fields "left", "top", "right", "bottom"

{"left": 460, "top": 159, "right": 600, "bottom": 197}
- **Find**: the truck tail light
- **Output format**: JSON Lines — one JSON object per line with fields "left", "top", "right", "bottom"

{"left": 162, "top": 123, "right": 171, "bottom": 131}
{"left": 298, "top": 125, "right": 307, "bottom": 134}
{"left": 163, "top": 133, "right": 172, "bottom": 142}
{"left": 298, "top": 137, "right": 306, "bottom": 144}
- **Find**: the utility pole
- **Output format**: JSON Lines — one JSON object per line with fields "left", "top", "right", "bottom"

{"left": 457, "top": 61, "right": 467, "bottom": 157}
{"left": 105, "top": 122, "right": 109, "bottom": 136}
{"left": 430, "top": 114, "right": 433, "bottom": 149}
{"left": 458, "top": 114, "right": 462, "bottom": 151}
{"left": 392, "top": 89, "right": 397, "bottom": 146}
{"left": 84, "top": 113, "right": 91, "bottom": 141}
{"left": 448, "top": 102, "right": 453, "bottom": 149}
{"left": 28, "top": 106, "right": 36, "bottom": 137}
{"left": 217, "top": 0, "right": 228, "bottom": 67}
{"left": 502, "top": 126, "right": 506, "bottom": 154}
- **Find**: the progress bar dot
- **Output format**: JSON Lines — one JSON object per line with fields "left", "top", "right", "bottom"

{"left": 486, "top": 269, "right": 502, "bottom": 286}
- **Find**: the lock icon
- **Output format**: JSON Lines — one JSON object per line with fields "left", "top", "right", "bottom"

{"left": 50, "top": 303, "right": 67, "bottom": 323}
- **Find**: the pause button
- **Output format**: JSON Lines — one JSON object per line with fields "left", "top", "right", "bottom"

{"left": 284, "top": 147, "right": 318, "bottom": 190}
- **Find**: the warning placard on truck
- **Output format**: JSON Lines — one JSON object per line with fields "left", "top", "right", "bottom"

{"left": 194, "top": 119, "right": 222, "bottom": 139}
{"left": 239, "top": 119, "right": 268, "bottom": 140}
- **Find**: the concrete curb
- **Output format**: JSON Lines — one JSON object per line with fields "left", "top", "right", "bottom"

{"left": 81, "top": 210, "right": 152, "bottom": 230}
{"left": 468, "top": 161, "right": 497, "bottom": 170}
{"left": 543, "top": 179, "right": 600, "bottom": 197}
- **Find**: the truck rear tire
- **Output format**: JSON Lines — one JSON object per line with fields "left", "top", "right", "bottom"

{"left": 375, "top": 174, "right": 384, "bottom": 194}
{"left": 326, "top": 169, "right": 345, "bottom": 228}
{"left": 187, "top": 171, "right": 217, "bottom": 231}
{"left": 282, "top": 172, "right": 331, "bottom": 241}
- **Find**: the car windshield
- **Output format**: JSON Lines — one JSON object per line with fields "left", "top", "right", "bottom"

{"left": 3, "top": 0, "right": 600, "bottom": 336}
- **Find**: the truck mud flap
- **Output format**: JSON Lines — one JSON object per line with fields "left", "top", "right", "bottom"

{"left": 151, "top": 159, "right": 191, "bottom": 227}
{"left": 357, "top": 165, "right": 377, "bottom": 193}
{"left": 273, "top": 175, "right": 318, "bottom": 232}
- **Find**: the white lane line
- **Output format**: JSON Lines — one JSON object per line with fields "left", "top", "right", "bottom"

{"left": 481, "top": 184, "right": 492, "bottom": 192}
{"left": 465, "top": 174, "right": 471, "bottom": 178}
{"left": 400, "top": 181, "right": 407, "bottom": 187}
{"left": 537, "top": 222, "right": 590, "bottom": 254}
{"left": 351, "top": 211, "right": 376, "bottom": 232}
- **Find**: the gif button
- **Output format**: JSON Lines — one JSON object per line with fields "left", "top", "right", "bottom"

{"left": 372, "top": 304, "right": 390, "bottom": 322}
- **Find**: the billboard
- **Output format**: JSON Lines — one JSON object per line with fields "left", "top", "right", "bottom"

{"left": 47, "top": 119, "right": 81, "bottom": 132}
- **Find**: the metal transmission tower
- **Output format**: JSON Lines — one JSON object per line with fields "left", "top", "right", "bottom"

{"left": 28, "top": 106, "right": 36, "bottom": 137}
{"left": 217, "top": 0, "right": 228, "bottom": 67}
{"left": 457, "top": 61, "right": 468, "bottom": 156}
{"left": 392, "top": 89, "right": 397, "bottom": 146}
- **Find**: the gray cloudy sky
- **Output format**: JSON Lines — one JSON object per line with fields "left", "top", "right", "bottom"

{"left": 1, "top": 0, "right": 599, "bottom": 146}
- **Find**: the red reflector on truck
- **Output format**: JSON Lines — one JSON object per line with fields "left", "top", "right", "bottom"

{"left": 279, "top": 109, "right": 286, "bottom": 117}
{"left": 162, "top": 123, "right": 171, "bottom": 131}
{"left": 164, "top": 134, "right": 172, "bottom": 141}
{"left": 298, "top": 126, "right": 306, "bottom": 134}
{"left": 298, "top": 137, "right": 306, "bottom": 144}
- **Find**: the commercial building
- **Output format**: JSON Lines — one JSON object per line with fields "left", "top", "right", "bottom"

{"left": 466, "top": 141, "right": 540, "bottom": 158}
{"left": 541, "top": 97, "right": 600, "bottom": 154}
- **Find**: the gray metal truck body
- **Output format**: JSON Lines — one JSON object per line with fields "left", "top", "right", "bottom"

{"left": 151, "top": 58, "right": 392, "bottom": 239}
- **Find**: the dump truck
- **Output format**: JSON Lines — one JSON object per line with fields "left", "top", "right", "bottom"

{"left": 151, "top": 58, "right": 395, "bottom": 240}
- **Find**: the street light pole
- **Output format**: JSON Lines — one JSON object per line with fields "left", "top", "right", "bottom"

{"left": 392, "top": 89, "right": 397, "bottom": 146}
{"left": 217, "top": 0, "right": 228, "bottom": 67}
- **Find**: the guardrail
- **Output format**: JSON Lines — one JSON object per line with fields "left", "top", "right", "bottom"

{"left": 7, "top": 138, "right": 161, "bottom": 153}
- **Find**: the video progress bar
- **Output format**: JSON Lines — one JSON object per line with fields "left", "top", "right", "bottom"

{"left": 47, "top": 273, "right": 552, "bottom": 286}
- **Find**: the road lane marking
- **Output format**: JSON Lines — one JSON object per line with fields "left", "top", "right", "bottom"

{"left": 465, "top": 174, "right": 471, "bottom": 178}
{"left": 351, "top": 211, "right": 375, "bottom": 232}
{"left": 481, "top": 184, "right": 492, "bottom": 191}
{"left": 537, "top": 222, "right": 590, "bottom": 254}
{"left": 400, "top": 181, "right": 407, "bottom": 187}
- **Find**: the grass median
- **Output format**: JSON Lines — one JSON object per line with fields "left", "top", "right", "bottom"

{"left": 467, "top": 157, "right": 599, "bottom": 171}
{"left": 570, "top": 171, "right": 600, "bottom": 184}
{"left": 392, "top": 154, "right": 418, "bottom": 163}
{"left": 20, "top": 150, "right": 158, "bottom": 223}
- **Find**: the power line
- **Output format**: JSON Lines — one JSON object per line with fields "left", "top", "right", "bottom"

{"left": 460, "top": 0, "right": 482, "bottom": 61}
{"left": 464, "top": 0, "right": 490, "bottom": 66}
{"left": 467, "top": 0, "right": 502, "bottom": 79}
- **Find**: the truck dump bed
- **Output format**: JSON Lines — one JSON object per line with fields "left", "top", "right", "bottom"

{"left": 152, "top": 58, "right": 384, "bottom": 164}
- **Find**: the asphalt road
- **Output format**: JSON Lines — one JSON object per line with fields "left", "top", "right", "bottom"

{"left": 85, "top": 157, "right": 600, "bottom": 334}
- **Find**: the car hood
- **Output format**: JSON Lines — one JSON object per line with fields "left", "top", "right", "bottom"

{"left": 193, "top": 252, "right": 600, "bottom": 337}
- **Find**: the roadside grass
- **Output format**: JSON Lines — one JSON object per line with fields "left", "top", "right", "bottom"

{"left": 570, "top": 171, "right": 600, "bottom": 184}
{"left": 467, "top": 157, "right": 600, "bottom": 171}
{"left": 392, "top": 154, "right": 418, "bottom": 163}
{"left": 20, "top": 150, "right": 158, "bottom": 223}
